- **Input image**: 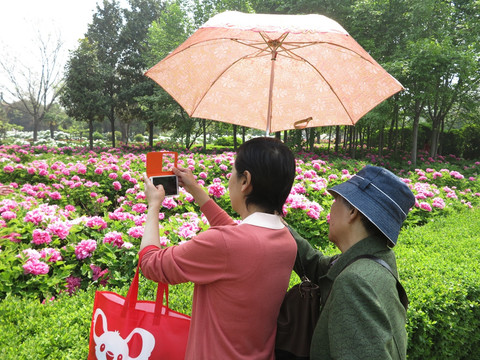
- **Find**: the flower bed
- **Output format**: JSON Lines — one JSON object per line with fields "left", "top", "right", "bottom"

{"left": 0, "top": 144, "right": 479, "bottom": 300}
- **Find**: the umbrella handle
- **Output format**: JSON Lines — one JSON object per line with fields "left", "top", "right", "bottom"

{"left": 294, "top": 117, "right": 312, "bottom": 129}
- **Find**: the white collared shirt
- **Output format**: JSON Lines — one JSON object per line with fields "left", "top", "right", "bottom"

{"left": 240, "top": 212, "right": 285, "bottom": 230}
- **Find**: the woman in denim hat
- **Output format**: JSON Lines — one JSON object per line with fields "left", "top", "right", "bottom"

{"left": 288, "top": 165, "right": 415, "bottom": 360}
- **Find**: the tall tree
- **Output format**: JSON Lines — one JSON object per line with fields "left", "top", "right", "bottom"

{"left": 61, "top": 38, "right": 105, "bottom": 150}
{"left": 86, "top": 0, "right": 124, "bottom": 148}
{"left": 117, "top": 0, "right": 164, "bottom": 144}
{"left": 141, "top": 0, "right": 199, "bottom": 147}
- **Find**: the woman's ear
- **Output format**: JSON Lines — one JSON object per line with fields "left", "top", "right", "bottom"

{"left": 348, "top": 207, "right": 361, "bottom": 223}
{"left": 241, "top": 170, "right": 253, "bottom": 194}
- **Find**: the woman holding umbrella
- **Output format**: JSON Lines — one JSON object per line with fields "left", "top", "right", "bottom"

{"left": 139, "top": 137, "right": 297, "bottom": 359}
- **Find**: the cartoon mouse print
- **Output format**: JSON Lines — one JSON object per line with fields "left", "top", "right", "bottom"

{"left": 93, "top": 308, "right": 155, "bottom": 360}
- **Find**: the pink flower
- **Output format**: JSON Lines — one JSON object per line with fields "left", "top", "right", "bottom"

{"left": 449, "top": 171, "right": 464, "bottom": 179}
{"left": 3, "top": 165, "right": 14, "bottom": 173}
{"left": 65, "top": 205, "right": 75, "bottom": 212}
{"left": 40, "top": 248, "right": 62, "bottom": 262}
{"left": 292, "top": 184, "right": 307, "bottom": 194}
{"left": 2, "top": 232, "right": 21, "bottom": 243}
{"left": 109, "top": 173, "right": 118, "bottom": 179}
{"left": 159, "top": 236, "right": 170, "bottom": 246}
{"left": 162, "top": 197, "right": 178, "bottom": 209}
{"left": 208, "top": 180, "right": 226, "bottom": 198}
{"left": 1, "top": 210, "right": 16, "bottom": 220}
{"left": 75, "top": 239, "right": 97, "bottom": 260}
{"left": 113, "top": 181, "right": 122, "bottom": 191}
{"left": 307, "top": 208, "right": 320, "bottom": 220}
{"left": 90, "top": 264, "right": 109, "bottom": 285}
{"left": 127, "top": 226, "right": 144, "bottom": 239}
{"left": 86, "top": 216, "right": 107, "bottom": 230}
{"left": 432, "top": 197, "right": 446, "bottom": 209}
{"left": 177, "top": 223, "right": 199, "bottom": 240}
{"left": 132, "top": 203, "right": 147, "bottom": 214}
{"left": 48, "top": 191, "right": 62, "bottom": 200}
{"left": 25, "top": 210, "right": 45, "bottom": 225}
{"left": 23, "top": 258, "right": 50, "bottom": 275}
{"left": 65, "top": 276, "right": 82, "bottom": 295}
{"left": 47, "top": 222, "right": 71, "bottom": 240}
{"left": 103, "top": 231, "right": 124, "bottom": 248}
{"left": 199, "top": 172, "right": 207, "bottom": 179}
{"left": 419, "top": 202, "right": 432, "bottom": 212}
{"left": 328, "top": 174, "right": 338, "bottom": 181}
{"left": 32, "top": 229, "right": 52, "bottom": 245}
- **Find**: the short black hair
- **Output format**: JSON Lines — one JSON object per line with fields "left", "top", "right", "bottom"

{"left": 234, "top": 137, "right": 295, "bottom": 214}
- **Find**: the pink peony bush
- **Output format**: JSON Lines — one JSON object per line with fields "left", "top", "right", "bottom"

{"left": 0, "top": 143, "right": 478, "bottom": 299}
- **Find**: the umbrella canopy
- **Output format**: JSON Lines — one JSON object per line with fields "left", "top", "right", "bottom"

{"left": 145, "top": 11, "right": 403, "bottom": 134}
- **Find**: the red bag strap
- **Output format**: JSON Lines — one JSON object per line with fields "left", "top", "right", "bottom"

{"left": 124, "top": 265, "right": 170, "bottom": 318}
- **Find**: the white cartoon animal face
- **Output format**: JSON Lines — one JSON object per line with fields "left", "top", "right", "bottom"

{"left": 93, "top": 308, "right": 155, "bottom": 360}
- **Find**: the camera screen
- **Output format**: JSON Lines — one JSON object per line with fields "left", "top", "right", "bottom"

{"left": 151, "top": 175, "right": 178, "bottom": 196}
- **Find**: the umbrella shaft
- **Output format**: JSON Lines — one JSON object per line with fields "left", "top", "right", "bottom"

{"left": 266, "top": 55, "right": 276, "bottom": 135}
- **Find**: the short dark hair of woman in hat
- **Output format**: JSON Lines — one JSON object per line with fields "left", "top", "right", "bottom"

{"left": 287, "top": 165, "right": 415, "bottom": 360}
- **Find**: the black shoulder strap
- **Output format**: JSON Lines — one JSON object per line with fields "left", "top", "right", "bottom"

{"left": 346, "top": 254, "right": 409, "bottom": 311}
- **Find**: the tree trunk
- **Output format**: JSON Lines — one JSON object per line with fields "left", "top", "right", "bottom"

{"left": 351, "top": 126, "right": 356, "bottom": 159}
{"left": 148, "top": 120, "right": 154, "bottom": 147}
{"left": 335, "top": 126, "right": 340, "bottom": 153}
{"left": 110, "top": 106, "right": 116, "bottom": 148}
{"left": 378, "top": 124, "right": 384, "bottom": 157}
{"left": 411, "top": 116, "right": 420, "bottom": 166}
{"left": 328, "top": 126, "right": 332, "bottom": 153}
{"left": 89, "top": 118, "right": 94, "bottom": 150}
{"left": 203, "top": 119, "right": 207, "bottom": 150}
{"left": 50, "top": 122, "right": 55, "bottom": 139}
{"left": 233, "top": 125, "right": 238, "bottom": 150}
{"left": 308, "top": 128, "right": 315, "bottom": 152}
{"left": 410, "top": 99, "right": 424, "bottom": 166}
{"left": 33, "top": 116, "right": 40, "bottom": 143}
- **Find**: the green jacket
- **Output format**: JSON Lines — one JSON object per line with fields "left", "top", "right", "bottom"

{"left": 292, "top": 228, "right": 407, "bottom": 360}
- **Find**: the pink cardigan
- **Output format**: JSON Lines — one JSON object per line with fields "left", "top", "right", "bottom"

{"left": 139, "top": 199, "right": 296, "bottom": 359}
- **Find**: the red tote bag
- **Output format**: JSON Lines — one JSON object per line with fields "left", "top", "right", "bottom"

{"left": 88, "top": 266, "right": 190, "bottom": 360}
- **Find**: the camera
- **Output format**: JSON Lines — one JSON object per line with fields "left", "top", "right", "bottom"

{"left": 149, "top": 175, "right": 178, "bottom": 197}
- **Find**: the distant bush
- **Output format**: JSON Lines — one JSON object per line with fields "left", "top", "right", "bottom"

{"left": 133, "top": 133, "right": 145, "bottom": 142}
{"left": 214, "top": 136, "right": 242, "bottom": 147}
{"left": 92, "top": 131, "right": 104, "bottom": 140}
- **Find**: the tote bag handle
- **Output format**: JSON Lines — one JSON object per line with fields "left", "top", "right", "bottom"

{"left": 123, "top": 265, "right": 169, "bottom": 318}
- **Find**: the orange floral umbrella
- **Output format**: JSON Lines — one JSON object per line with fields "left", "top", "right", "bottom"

{"left": 145, "top": 11, "right": 403, "bottom": 134}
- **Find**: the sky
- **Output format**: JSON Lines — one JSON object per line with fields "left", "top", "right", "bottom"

{"left": 0, "top": 0, "right": 125, "bottom": 98}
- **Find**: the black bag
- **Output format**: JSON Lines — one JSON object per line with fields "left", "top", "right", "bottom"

{"left": 275, "top": 275, "right": 321, "bottom": 360}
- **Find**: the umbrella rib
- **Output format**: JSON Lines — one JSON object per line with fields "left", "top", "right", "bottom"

{"left": 287, "top": 51, "right": 355, "bottom": 124}
{"left": 190, "top": 53, "right": 258, "bottom": 117}
{"left": 277, "top": 41, "right": 379, "bottom": 67}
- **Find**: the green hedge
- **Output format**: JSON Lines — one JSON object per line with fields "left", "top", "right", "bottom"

{"left": 0, "top": 209, "right": 478, "bottom": 359}
{"left": 397, "top": 207, "right": 480, "bottom": 359}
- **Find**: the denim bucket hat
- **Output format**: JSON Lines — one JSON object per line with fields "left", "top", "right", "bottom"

{"left": 328, "top": 165, "right": 415, "bottom": 247}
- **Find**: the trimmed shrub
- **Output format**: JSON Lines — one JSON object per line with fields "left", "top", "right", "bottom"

{"left": 214, "top": 136, "right": 242, "bottom": 147}
{"left": 397, "top": 207, "right": 480, "bottom": 359}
